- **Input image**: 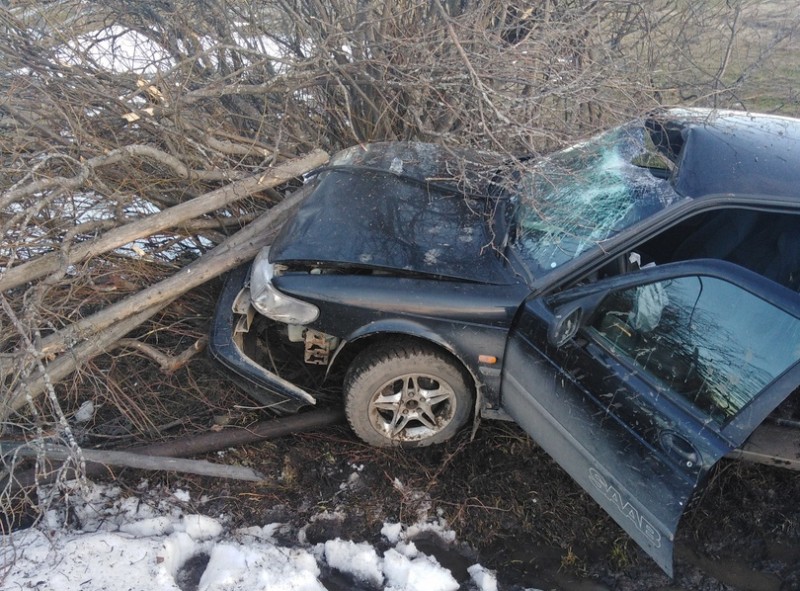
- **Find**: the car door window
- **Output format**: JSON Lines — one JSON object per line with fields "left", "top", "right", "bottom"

{"left": 588, "top": 275, "right": 800, "bottom": 424}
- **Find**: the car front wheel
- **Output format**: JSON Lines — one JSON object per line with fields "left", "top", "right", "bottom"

{"left": 344, "top": 342, "right": 472, "bottom": 447}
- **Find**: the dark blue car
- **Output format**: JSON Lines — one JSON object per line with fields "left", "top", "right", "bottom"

{"left": 212, "top": 108, "right": 800, "bottom": 575}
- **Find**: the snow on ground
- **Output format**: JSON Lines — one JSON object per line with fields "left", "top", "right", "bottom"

{"left": 0, "top": 478, "right": 509, "bottom": 591}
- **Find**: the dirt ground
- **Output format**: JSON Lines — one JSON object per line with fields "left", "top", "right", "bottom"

{"left": 11, "top": 337, "right": 797, "bottom": 591}
{"left": 121, "top": 414, "right": 800, "bottom": 591}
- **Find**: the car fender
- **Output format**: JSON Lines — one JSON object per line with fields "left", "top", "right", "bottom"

{"left": 332, "top": 317, "right": 461, "bottom": 367}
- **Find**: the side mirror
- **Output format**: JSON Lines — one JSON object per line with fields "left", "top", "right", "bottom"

{"left": 547, "top": 303, "right": 583, "bottom": 348}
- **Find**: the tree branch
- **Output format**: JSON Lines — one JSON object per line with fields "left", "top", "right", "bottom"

{"left": 0, "top": 149, "right": 328, "bottom": 293}
{"left": 113, "top": 337, "right": 208, "bottom": 373}
{"left": 0, "top": 181, "right": 316, "bottom": 419}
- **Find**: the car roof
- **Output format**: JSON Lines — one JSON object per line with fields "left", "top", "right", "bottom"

{"left": 649, "top": 108, "right": 800, "bottom": 201}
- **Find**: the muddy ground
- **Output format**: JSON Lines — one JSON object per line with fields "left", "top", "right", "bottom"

{"left": 111, "top": 415, "right": 800, "bottom": 591}
{"left": 18, "top": 340, "right": 796, "bottom": 591}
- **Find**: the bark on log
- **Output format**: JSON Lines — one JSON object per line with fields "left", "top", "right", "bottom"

{"left": 129, "top": 408, "right": 345, "bottom": 458}
{"left": 0, "top": 149, "right": 328, "bottom": 293}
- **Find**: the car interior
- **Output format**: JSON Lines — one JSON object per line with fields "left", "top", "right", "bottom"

{"left": 631, "top": 208, "right": 799, "bottom": 292}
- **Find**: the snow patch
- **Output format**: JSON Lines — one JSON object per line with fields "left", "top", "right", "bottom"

{"left": 468, "top": 563, "right": 499, "bottom": 591}
{"left": 160, "top": 531, "right": 199, "bottom": 577}
{"left": 323, "top": 539, "right": 384, "bottom": 587}
{"left": 382, "top": 547, "right": 459, "bottom": 591}
{"left": 73, "top": 400, "right": 95, "bottom": 423}
{"left": 3, "top": 479, "right": 508, "bottom": 591}
{"left": 381, "top": 522, "right": 403, "bottom": 544}
{"left": 173, "top": 488, "right": 191, "bottom": 502}
{"left": 178, "top": 514, "right": 224, "bottom": 540}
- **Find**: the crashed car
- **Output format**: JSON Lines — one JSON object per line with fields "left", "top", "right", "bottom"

{"left": 211, "top": 108, "right": 800, "bottom": 575}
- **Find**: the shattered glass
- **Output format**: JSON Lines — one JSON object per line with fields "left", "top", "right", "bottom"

{"left": 511, "top": 123, "right": 681, "bottom": 276}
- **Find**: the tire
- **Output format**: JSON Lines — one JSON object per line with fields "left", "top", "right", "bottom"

{"left": 344, "top": 342, "right": 473, "bottom": 448}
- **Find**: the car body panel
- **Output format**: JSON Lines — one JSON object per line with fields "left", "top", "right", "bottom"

{"left": 209, "top": 264, "right": 316, "bottom": 414}
{"left": 273, "top": 272, "right": 527, "bottom": 410}
{"left": 501, "top": 323, "right": 696, "bottom": 575}
{"left": 500, "top": 260, "right": 800, "bottom": 575}
{"left": 270, "top": 142, "right": 514, "bottom": 284}
{"left": 274, "top": 273, "right": 526, "bottom": 331}
{"left": 666, "top": 111, "right": 800, "bottom": 199}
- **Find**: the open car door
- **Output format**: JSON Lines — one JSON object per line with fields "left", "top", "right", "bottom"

{"left": 500, "top": 260, "right": 800, "bottom": 575}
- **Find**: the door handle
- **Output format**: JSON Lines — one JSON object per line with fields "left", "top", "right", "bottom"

{"left": 660, "top": 431, "right": 699, "bottom": 468}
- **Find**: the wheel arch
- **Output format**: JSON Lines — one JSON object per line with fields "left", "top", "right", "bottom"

{"left": 330, "top": 321, "right": 483, "bottom": 412}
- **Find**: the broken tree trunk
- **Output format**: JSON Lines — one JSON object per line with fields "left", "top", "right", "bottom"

{"left": 0, "top": 153, "right": 327, "bottom": 421}
{"left": 0, "top": 149, "right": 328, "bottom": 293}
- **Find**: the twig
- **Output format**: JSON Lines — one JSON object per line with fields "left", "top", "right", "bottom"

{"left": 113, "top": 337, "right": 208, "bottom": 373}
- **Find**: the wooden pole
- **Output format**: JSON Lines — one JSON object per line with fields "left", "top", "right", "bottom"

{"left": 4, "top": 443, "right": 267, "bottom": 482}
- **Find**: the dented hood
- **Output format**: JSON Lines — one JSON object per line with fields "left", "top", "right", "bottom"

{"left": 270, "top": 142, "right": 515, "bottom": 284}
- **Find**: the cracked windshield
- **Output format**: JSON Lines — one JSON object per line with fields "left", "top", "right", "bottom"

{"left": 513, "top": 122, "right": 680, "bottom": 276}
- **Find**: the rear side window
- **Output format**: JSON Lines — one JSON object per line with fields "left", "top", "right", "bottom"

{"left": 589, "top": 275, "right": 800, "bottom": 423}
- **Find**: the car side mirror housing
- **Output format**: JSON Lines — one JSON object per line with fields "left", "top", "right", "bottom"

{"left": 547, "top": 303, "right": 584, "bottom": 348}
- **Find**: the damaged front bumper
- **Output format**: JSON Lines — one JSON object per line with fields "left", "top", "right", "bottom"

{"left": 209, "top": 264, "right": 316, "bottom": 415}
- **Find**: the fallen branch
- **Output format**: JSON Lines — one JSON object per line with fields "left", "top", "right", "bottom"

{"left": 114, "top": 337, "right": 208, "bottom": 374}
{"left": 128, "top": 408, "right": 345, "bottom": 457}
{"left": 4, "top": 408, "right": 344, "bottom": 490}
{"left": 0, "top": 171, "right": 322, "bottom": 419}
{"left": 0, "top": 149, "right": 328, "bottom": 293}
{"left": 3, "top": 442, "right": 266, "bottom": 482}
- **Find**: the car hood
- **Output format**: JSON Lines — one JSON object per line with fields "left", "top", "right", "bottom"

{"left": 270, "top": 142, "right": 515, "bottom": 284}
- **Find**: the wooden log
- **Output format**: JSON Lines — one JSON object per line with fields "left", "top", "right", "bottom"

{"left": 4, "top": 408, "right": 345, "bottom": 490}
{"left": 0, "top": 149, "right": 328, "bottom": 293}
{"left": 3, "top": 443, "right": 267, "bottom": 482}
{"left": 128, "top": 408, "right": 345, "bottom": 458}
